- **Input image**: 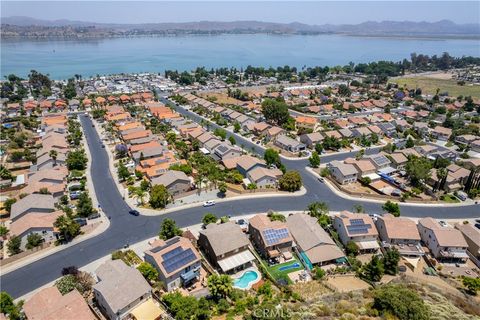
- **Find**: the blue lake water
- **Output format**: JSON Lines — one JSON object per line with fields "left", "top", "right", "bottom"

{"left": 2, "top": 34, "right": 479, "bottom": 79}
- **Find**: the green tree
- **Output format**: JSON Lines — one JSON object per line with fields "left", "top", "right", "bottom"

{"left": 261, "top": 98, "right": 290, "bottom": 126}
{"left": 133, "top": 188, "right": 147, "bottom": 205}
{"left": 166, "top": 132, "right": 177, "bottom": 145}
{"left": 362, "top": 255, "right": 385, "bottom": 282}
{"left": 345, "top": 241, "right": 359, "bottom": 256}
{"left": 307, "top": 202, "right": 330, "bottom": 228}
{"left": 54, "top": 215, "right": 81, "bottom": 242}
{"left": 353, "top": 204, "right": 365, "bottom": 213}
{"left": 308, "top": 151, "right": 321, "bottom": 168}
{"left": 159, "top": 218, "right": 182, "bottom": 240}
{"left": 405, "top": 156, "right": 432, "bottom": 186}
{"left": 406, "top": 137, "right": 415, "bottom": 148}
{"left": 117, "top": 162, "right": 130, "bottom": 181}
{"left": 66, "top": 149, "right": 87, "bottom": 170}
{"left": 313, "top": 267, "right": 326, "bottom": 280}
{"left": 26, "top": 233, "right": 43, "bottom": 249}
{"left": 373, "top": 284, "right": 430, "bottom": 320}
{"left": 202, "top": 213, "right": 218, "bottom": 226}
{"left": 214, "top": 128, "right": 227, "bottom": 140}
{"left": 3, "top": 198, "right": 16, "bottom": 214}
{"left": 169, "top": 163, "right": 193, "bottom": 175}
{"left": 7, "top": 236, "right": 22, "bottom": 255}
{"left": 264, "top": 148, "right": 280, "bottom": 167}
{"left": 382, "top": 200, "right": 401, "bottom": 217}
{"left": 0, "top": 165, "right": 13, "bottom": 180}
{"left": 279, "top": 170, "right": 302, "bottom": 192}
{"left": 207, "top": 274, "right": 233, "bottom": 300}
{"left": 63, "top": 78, "right": 77, "bottom": 99}
{"left": 0, "top": 226, "right": 9, "bottom": 237}
{"left": 76, "top": 192, "right": 95, "bottom": 217}
{"left": 137, "top": 262, "right": 159, "bottom": 282}
{"left": 0, "top": 291, "right": 22, "bottom": 320}
{"left": 383, "top": 248, "right": 400, "bottom": 275}
{"left": 233, "top": 122, "right": 241, "bottom": 133}
{"left": 228, "top": 136, "right": 236, "bottom": 145}
{"left": 314, "top": 143, "right": 323, "bottom": 154}
{"left": 140, "top": 179, "right": 150, "bottom": 192}
{"left": 149, "top": 184, "right": 171, "bottom": 209}
{"left": 462, "top": 276, "right": 480, "bottom": 295}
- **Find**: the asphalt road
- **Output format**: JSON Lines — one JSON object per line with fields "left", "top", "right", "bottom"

{"left": 1, "top": 111, "right": 479, "bottom": 299}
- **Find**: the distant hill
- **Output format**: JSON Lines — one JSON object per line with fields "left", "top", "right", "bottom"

{"left": 1, "top": 16, "right": 479, "bottom": 38}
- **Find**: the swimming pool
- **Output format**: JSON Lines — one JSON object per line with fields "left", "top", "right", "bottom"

{"left": 278, "top": 262, "right": 301, "bottom": 272}
{"left": 233, "top": 270, "right": 260, "bottom": 290}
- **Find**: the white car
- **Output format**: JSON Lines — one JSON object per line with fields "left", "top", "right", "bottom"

{"left": 203, "top": 200, "right": 216, "bottom": 207}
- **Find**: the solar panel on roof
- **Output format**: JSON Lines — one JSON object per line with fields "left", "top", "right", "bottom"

{"left": 161, "top": 248, "right": 196, "bottom": 274}
{"left": 262, "top": 228, "right": 289, "bottom": 246}
{"left": 349, "top": 219, "right": 364, "bottom": 225}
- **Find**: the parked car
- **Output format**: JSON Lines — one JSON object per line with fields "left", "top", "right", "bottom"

{"left": 73, "top": 217, "right": 87, "bottom": 227}
{"left": 456, "top": 191, "right": 468, "bottom": 201}
{"left": 474, "top": 223, "right": 480, "bottom": 230}
{"left": 439, "top": 220, "right": 448, "bottom": 227}
{"left": 129, "top": 209, "right": 140, "bottom": 216}
{"left": 70, "top": 191, "right": 82, "bottom": 200}
{"left": 203, "top": 200, "right": 215, "bottom": 207}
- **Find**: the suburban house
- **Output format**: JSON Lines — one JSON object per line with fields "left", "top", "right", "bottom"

{"left": 150, "top": 170, "right": 191, "bottom": 196}
{"left": 246, "top": 167, "right": 282, "bottom": 189}
{"left": 455, "top": 134, "right": 478, "bottom": 146}
{"left": 249, "top": 214, "right": 293, "bottom": 261}
{"left": 265, "top": 126, "right": 285, "bottom": 141}
{"left": 235, "top": 155, "right": 266, "bottom": 176}
{"left": 198, "top": 222, "right": 255, "bottom": 273}
{"left": 432, "top": 126, "right": 452, "bottom": 141}
{"left": 144, "top": 236, "right": 201, "bottom": 292}
{"left": 299, "top": 132, "right": 323, "bottom": 148}
{"left": 295, "top": 116, "right": 319, "bottom": 132}
{"left": 9, "top": 211, "right": 63, "bottom": 250}
{"left": 417, "top": 218, "right": 468, "bottom": 262}
{"left": 327, "top": 160, "right": 358, "bottom": 184}
{"left": 213, "top": 142, "right": 243, "bottom": 160}
{"left": 94, "top": 260, "right": 152, "bottom": 320}
{"left": 23, "top": 287, "right": 96, "bottom": 320}
{"left": 377, "top": 122, "right": 396, "bottom": 137}
{"left": 375, "top": 214, "right": 423, "bottom": 256}
{"left": 274, "top": 135, "right": 306, "bottom": 153}
{"left": 36, "top": 152, "right": 67, "bottom": 170}
{"left": 471, "top": 139, "right": 480, "bottom": 153}
{"left": 287, "top": 213, "right": 345, "bottom": 267}
{"left": 344, "top": 158, "right": 376, "bottom": 177}
{"left": 333, "top": 211, "right": 380, "bottom": 252}
{"left": 366, "top": 154, "right": 392, "bottom": 170}
{"left": 10, "top": 194, "right": 55, "bottom": 221}
{"left": 387, "top": 152, "right": 408, "bottom": 170}
{"left": 455, "top": 223, "right": 480, "bottom": 260}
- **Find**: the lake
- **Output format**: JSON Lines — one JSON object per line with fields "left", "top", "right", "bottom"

{"left": 2, "top": 34, "right": 479, "bottom": 79}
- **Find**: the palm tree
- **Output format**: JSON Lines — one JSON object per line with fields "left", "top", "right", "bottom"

{"left": 436, "top": 168, "right": 448, "bottom": 192}
{"left": 49, "top": 150, "right": 58, "bottom": 166}
{"left": 133, "top": 188, "right": 147, "bottom": 205}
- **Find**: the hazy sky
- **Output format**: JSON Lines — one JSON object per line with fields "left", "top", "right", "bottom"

{"left": 2, "top": 1, "right": 479, "bottom": 25}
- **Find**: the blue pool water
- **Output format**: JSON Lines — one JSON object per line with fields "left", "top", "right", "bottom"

{"left": 233, "top": 270, "right": 259, "bottom": 289}
{"left": 278, "top": 262, "right": 301, "bottom": 272}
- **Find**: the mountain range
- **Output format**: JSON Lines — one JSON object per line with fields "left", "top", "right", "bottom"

{"left": 2, "top": 16, "right": 479, "bottom": 38}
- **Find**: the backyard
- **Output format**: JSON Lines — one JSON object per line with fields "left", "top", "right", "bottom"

{"left": 266, "top": 255, "right": 305, "bottom": 283}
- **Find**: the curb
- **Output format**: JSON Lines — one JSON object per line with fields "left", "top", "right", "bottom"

{"left": 1, "top": 118, "right": 110, "bottom": 275}
{"left": 305, "top": 166, "right": 479, "bottom": 208}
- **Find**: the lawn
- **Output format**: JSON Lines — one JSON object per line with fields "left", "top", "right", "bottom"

{"left": 266, "top": 256, "right": 304, "bottom": 283}
{"left": 439, "top": 194, "right": 460, "bottom": 203}
{"left": 390, "top": 77, "right": 480, "bottom": 99}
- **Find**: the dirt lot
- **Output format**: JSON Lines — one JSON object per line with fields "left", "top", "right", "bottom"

{"left": 325, "top": 275, "right": 371, "bottom": 292}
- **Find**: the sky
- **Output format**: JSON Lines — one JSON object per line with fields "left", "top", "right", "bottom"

{"left": 1, "top": 1, "right": 479, "bottom": 25}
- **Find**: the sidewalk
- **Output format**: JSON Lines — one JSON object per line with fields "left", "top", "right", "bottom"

{"left": 2, "top": 123, "right": 110, "bottom": 275}
{"left": 305, "top": 166, "right": 478, "bottom": 208}
{"left": 92, "top": 118, "right": 307, "bottom": 216}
